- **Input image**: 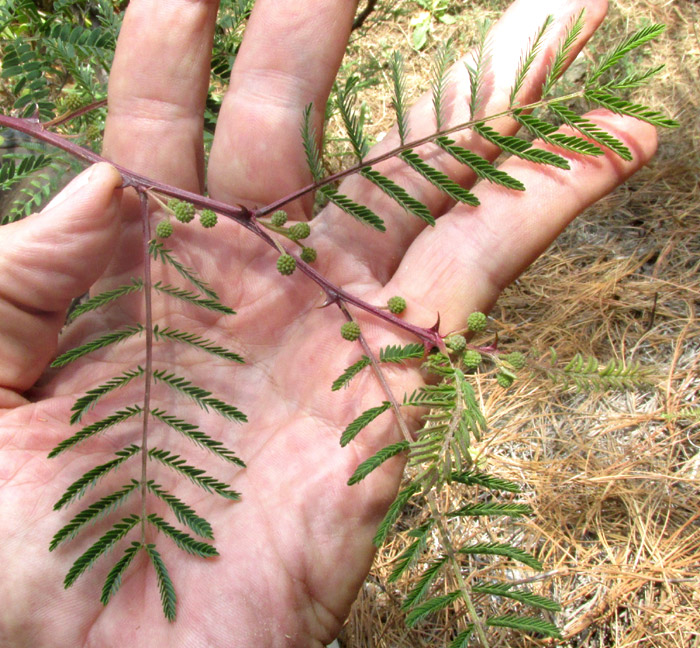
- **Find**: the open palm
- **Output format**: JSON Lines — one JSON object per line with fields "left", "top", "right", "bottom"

{"left": 0, "top": 1, "right": 657, "bottom": 646}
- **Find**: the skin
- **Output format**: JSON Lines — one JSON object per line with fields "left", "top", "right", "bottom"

{"left": 0, "top": 0, "right": 657, "bottom": 646}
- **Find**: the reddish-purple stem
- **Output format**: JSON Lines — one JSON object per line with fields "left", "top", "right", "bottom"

{"left": 0, "top": 113, "right": 444, "bottom": 347}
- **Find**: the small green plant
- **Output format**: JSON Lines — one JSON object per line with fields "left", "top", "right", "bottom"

{"left": 0, "top": 1, "right": 677, "bottom": 644}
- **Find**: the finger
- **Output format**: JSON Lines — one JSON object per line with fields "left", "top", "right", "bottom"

{"left": 103, "top": 0, "right": 219, "bottom": 191}
{"left": 208, "top": 0, "right": 357, "bottom": 217}
{"left": 314, "top": 0, "right": 608, "bottom": 285}
{"left": 383, "top": 113, "right": 658, "bottom": 332}
{"left": 0, "top": 164, "right": 122, "bottom": 404}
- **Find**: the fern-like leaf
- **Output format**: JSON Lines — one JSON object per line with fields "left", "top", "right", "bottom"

{"left": 148, "top": 240, "right": 219, "bottom": 299}
{"left": 402, "top": 555, "right": 448, "bottom": 610}
{"left": 319, "top": 185, "right": 386, "bottom": 231}
{"left": 474, "top": 122, "right": 569, "bottom": 168}
{"left": 513, "top": 112, "right": 604, "bottom": 156}
{"left": 48, "top": 405, "right": 143, "bottom": 457}
{"left": 146, "top": 481, "right": 213, "bottom": 539}
{"left": 301, "top": 103, "right": 324, "bottom": 181}
{"left": 379, "top": 343, "right": 425, "bottom": 364}
{"left": 335, "top": 75, "right": 369, "bottom": 160}
{"left": 148, "top": 447, "right": 241, "bottom": 500}
{"left": 388, "top": 522, "right": 433, "bottom": 582}
{"left": 450, "top": 502, "right": 532, "bottom": 518}
{"left": 472, "top": 583, "right": 561, "bottom": 612}
{"left": 49, "top": 480, "right": 140, "bottom": 550}
{"left": 51, "top": 324, "right": 145, "bottom": 367}
{"left": 152, "top": 325, "right": 244, "bottom": 362}
{"left": 64, "top": 514, "right": 140, "bottom": 587}
{"left": 543, "top": 9, "right": 585, "bottom": 95}
{"left": 431, "top": 36, "right": 455, "bottom": 130}
{"left": 152, "top": 370, "right": 247, "bottom": 422}
{"left": 145, "top": 543, "right": 177, "bottom": 622}
{"left": 406, "top": 590, "right": 462, "bottom": 627}
{"left": 588, "top": 23, "right": 666, "bottom": 85}
{"left": 331, "top": 355, "right": 371, "bottom": 391}
{"left": 583, "top": 90, "right": 679, "bottom": 128}
{"left": 450, "top": 469, "right": 521, "bottom": 493}
{"left": 69, "top": 367, "right": 145, "bottom": 424}
{"left": 448, "top": 628, "right": 474, "bottom": 648}
{"left": 548, "top": 102, "right": 631, "bottom": 160}
{"left": 347, "top": 440, "right": 410, "bottom": 485}
{"left": 486, "top": 614, "right": 562, "bottom": 639}
{"left": 340, "top": 401, "right": 391, "bottom": 447}
{"left": 510, "top": 15, "right": 553, "bottom": 107}
{"left": 360, "top": 168, "right": 434, "bottom": 225}
{"left": 100, "top": 541, "right": 142, "bottom": 606}
{"left": 436, "top": 136, "right": 525, "bottom": 191}
{"left": 67, "top": 279, "right": 144, "bottom": 323}
{"left": 457, "top": 542, "right": 543, "bottom": 570}
{"left": 153, "top": 282, "right": 235, "bottom": 315}
{"left": 147, "top": 514, "right": 219, "bottom": 558}
{"left": 54, "top": 444, "right": 141, "bottom": 510}
{"left": 150, "top": 408, "right": 245, "bottom": 466}
{"left": 0, "top": 152, "right": 51, "bottom": 190}
{"left": 466, "top": 21, "right": 489, "bottom": 119}
{"left": 390, "top": 51, "right": 409, "bottom": 143}
{"left": 399, "top": 150, "right": 480, "bottom": 206}
{"left": 373, "top": 482, "right": 421, "bottom": 547}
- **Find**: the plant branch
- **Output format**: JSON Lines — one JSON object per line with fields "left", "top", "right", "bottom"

{"left": 139, "top": 190, "right": 153, "bottom": 545}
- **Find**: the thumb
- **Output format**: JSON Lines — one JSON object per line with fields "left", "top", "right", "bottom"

{"left": 0, "top": 162, "right": 123, "bottom": 405}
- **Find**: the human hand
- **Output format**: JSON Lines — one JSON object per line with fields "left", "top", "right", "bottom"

{"left": 0, "top": 0, "right": 657, "bottom": 646}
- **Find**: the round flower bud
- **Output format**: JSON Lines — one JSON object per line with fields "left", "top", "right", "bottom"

{"left": 63, "top": 93, "right": 86, "bottom": 112}
{"left": 387, "top": 296, "right": 406, "bottom": 314}
{"left": 445, "top": 334, "right": 466, "bottom": 352}
{"left": 270, "top": 210, "right": 288, "bottom": 227}
{"left": 288, "top": 222, "right": 311, "bottom": 240}
{"left": 200, "top": 209, "right": 218, "bottom": 228}
{"left": 155, "top": 220, "right": 173, "bottom": 239}
{"left": 276, "top": 254, "right": 296, "bottom": 276}
{"left": 467, "top": 311, "right": 487, "bottom": 332}
{"left": 496, "top": 372, "right": 514, "bottom": 388}
{"left": 340, "top": 321, "right": 361, "bottom": 341}
{"left": 505, "top": 351, "right": 526, "bottom": 370}
{"left": 462, "top": 349, "right": 482, "bottom": 370}
{"left": 173, "top": 201, "right": 195, "bottom": 223}
{"left": 300, "top": 246, "right": 317, "bottom": 263}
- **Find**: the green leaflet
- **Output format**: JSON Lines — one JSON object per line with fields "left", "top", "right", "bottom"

{"left": 474, "top": 122, "right": 569, "bottom": 169}
{"left": 153, "top": 325, "right": 244, "bottom": 362}
{"left": 101, "top": 542, "right": 142, "bottom": 606}
{"left": 472, "top": 583, "right": 561, "bottom": 612}
{"left": 340, "top": 401, "right": 392, "bottom": 447}
{"left": 319, "top": 185, "right": 386, "bottom": 231}
{"left": 48, "top": 405, "right": 143, "bottom": 457}
{"left": 360, "top": 168, "right": 434, "bottom": 225}
{"left": 51, "top": 324, "right": 145, "bottom": 368}
{"left": 69, "top": 367, "right": 145, "bottom": 424}
{"left": 373, "top": 482, "right": 421, "bottom": 547}
{"left": 347, "top": 440, "right": 410, "bottom": 485}
{"left": 146, "top": 544, "right": 177, "bottom": 622}
{"left": 67, "top": 278, "right": 144, "bottom": 323}
{"left": 457, "top": 542, "right": 543, "bottom": 571}
{"left": 399, "top": 150, "right": 480, "bottom": 206}
{"left": 387, "top": 523, "right": 432, "bottom": 582}
{"left": 64, "top": 515, "right": 140, "bottom": 588}
{"left": 53, "top": 444, "right": 141, "bottom": 510}
{"left": 331, "top": 355, "right": 371, "bottom": 391}
{"left": 402, "top": 555, "right": 448, "bottom": 610}
{"left": 147, "top": 514, "right": 218, "bottom": 558}
{"left": 486, "top": 614, "right": 563, "bottom": 639}
{"left": 436, "top": 136, "right": 525, "bottom": 191}
{"left": 50, "top": 481, "right": 140, "bottom": 550}
{"left": 406, "top": 590, "right": 462, "bottom": 628}
{"left": 148, "top": 447, "right": 241, "bottom": 500}
{"left": 146, "top": 482, "right": 214, "bottom": 539}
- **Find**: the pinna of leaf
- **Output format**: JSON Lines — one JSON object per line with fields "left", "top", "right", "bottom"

{"left": 0, "top": 5, "right": 675, "bottom": 634}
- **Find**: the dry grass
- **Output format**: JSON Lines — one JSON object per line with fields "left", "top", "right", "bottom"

{"left": 338, "top": 1, "right": 700, "bottom": 646}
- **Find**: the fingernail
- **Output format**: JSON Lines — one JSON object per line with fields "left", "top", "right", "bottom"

{"left": 44, "top": 165, "right": 96, "bottom": 211}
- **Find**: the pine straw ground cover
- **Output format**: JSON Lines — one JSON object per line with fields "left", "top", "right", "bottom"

{"left": 338, "top": 1, "right": 700, "bottom": 646}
